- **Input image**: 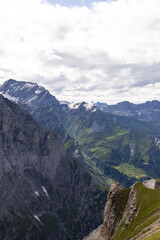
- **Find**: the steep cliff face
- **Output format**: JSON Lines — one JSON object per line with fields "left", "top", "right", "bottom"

{"left": 0, "top": 79, "right": 86, "bottom": 165}
{"left": 0, "top": 95, "right": 106, "bottom": 240}
{"left": 0, "top": 79, "right": 65, "bottom": 139}
{"left": 100, "top": 184, "right": 131, "bottom": 240}
{"left": 84, "top": 181, "right": 160, "bottom": 240}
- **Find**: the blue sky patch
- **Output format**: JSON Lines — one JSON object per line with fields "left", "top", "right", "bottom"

{"left": 47, "top": 0, "right": 112, "bottom": 7}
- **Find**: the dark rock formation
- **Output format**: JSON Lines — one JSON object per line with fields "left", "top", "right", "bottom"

{"left": 0, "top": 95, "right": 106, "bottom": 240}
{"left": 0, "top": 79, "right": 86, "bottom": 165}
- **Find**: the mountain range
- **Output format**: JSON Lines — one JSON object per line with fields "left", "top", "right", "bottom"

{"left": 96, "top": 100, "right": 160, "bottom": 122}
{"left": 1, "top": 79, "right": 160, "bottom": 239}
{"left": 1, "top": 79, "right": 160, "bottom": 189}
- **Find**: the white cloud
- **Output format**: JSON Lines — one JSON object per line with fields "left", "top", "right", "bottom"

{"left": 0, "top": 0, "right": 160, "bottom": 103}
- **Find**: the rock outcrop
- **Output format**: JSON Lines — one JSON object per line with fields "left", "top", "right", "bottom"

{"left": 0, "top": 95, "right": 106, "bottom": 240}
{"left": 143, "top": 179, "right": 160, "bottom": 189}
{"left": 100, "top": 184, "right": 125, "bottom": 240}
{"left": 84, "top": 183, "right": 131, "bottom": 240}
{"left": 84, "top": 180, "right": 160, "bottom": 240}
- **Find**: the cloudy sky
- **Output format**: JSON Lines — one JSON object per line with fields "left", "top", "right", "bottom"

{"left": 0, "top": 0, "right": 160, "bottom": 103}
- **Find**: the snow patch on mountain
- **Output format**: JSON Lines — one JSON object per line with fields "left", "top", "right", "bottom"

{"left": 42, "top": 186, "right": 49, "bottom": 197}
{"left": 35, "top": 89, "right": 42, "bottom": 94}
{"left": 0, "top": 92, "right": 19, "bottom": 102}
{"left": 35, "top": 191, "right": 40, "bottom": 197}
{"left": 34, "top": 215, "right": 41, "bottom": 222}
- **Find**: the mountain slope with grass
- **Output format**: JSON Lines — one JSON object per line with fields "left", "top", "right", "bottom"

{"left": 61, "top": 102, "right": 160, "bottom": 187}
{"left": 84, "top": 180, "right": 160, "bottom": 240}
{"left": 101, "top": 112, "right": 160, "bottom": 137}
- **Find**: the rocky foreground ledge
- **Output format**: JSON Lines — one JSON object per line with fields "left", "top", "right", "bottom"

{"left": 84, "top": 179, "right": 160, "bottom": 240}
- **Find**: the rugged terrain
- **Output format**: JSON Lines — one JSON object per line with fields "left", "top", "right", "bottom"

{"left": 0, "top": 94, "right": 106, "bottom": 240}
{"left": 84, "top": 180, "right": 160, "bottom": 240}
{"left": 1, "top": 80, "right": 160, "bottom": 188}
{"left": 0, "top": 79, "right": 85, "bottom": 165}
{"left": 61, "top": 102, "right": 160, "bottom": 187}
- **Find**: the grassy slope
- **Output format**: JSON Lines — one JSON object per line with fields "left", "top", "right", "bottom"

{"left": 77, "top": 127, "right": 155, "bottom": 187}
{"left": 62, "top": 108, "right": 160, "bottom": 187}
{"left": 111, "top": 183, "right": 160, "bottom": 240}
{"left": 110, "top": 114, "right": 160, "bottom": 137}
{"left": 144, "top": 232, "right": 160, "bottom": 240}
{"left": 114, "top": 163, "right": 147, "bottom": 178}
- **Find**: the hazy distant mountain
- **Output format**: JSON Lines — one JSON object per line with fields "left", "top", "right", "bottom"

{"left": 96, "top": 100, "right": 160, "bottom": 122}
{"left": 0, "top": 94, "right": 106, "bottom": 240}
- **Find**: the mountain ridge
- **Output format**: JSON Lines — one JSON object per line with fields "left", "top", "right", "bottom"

{"left": 96, "top": 100, "right": 160, "bottom": 122}
{"left": 1, "top": 80, "right": 160, "bottom": 188}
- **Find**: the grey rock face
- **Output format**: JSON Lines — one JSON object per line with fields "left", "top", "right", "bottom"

{"left": 0, "top": 95, "right": 106, "bottom": 240}
{"left": 22, "top": 103, "right": 67, "bottom": 141}
{"left": 143, "top": 179, "right": 160, "bottom": 189}
{"left": 84, "top": 183, "right": 138, "bottom": 240}
{"left": 0, "top": 79, "right": 60, "bottom": 113}
{"left": 122, "top": 184, "right": 137, "bottom": 226}
{"left": 0, "top": 79, "right": 65, "bottom": 140}
{"left": 100, "top": 183, "right": 126, "bottom": 240}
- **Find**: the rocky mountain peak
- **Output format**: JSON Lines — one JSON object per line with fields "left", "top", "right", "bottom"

{"left": 0, "top": 79, "right": 60, "bottom": 113}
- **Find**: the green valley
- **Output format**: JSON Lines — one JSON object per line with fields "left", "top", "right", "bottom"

{"left": 61, "top": 103, "right": 160, "bottom": 187}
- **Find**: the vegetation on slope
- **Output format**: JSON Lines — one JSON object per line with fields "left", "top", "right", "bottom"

{"left": 62, "top": 106, "right": 160, "bottom": 187}
{"left": 111, "top": 183, "right": 160, "bottom": 240}
{"left": 114, "top": 163, "right": 147, "bottom": 179}
{"left": 144, "top": 232, "right": 160, "bottom": 240}
{"left": 108, "top": 113, "right": 160, "bottom": 138}
{"left": 77, "top": 128, "right": 155, "bottom": 187}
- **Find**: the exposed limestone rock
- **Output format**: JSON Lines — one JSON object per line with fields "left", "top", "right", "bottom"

{"left": 100, "top": 183, "right": 125, "bottom": 240}
{"left": 122, "top": 183, "right": 137, "bottom": 227}
{"left": 83, "top": 225, "right": 102, "bottom": 240}
{"left": 84, "top": 183, "right": 137, "bottom": 240}
{"left": 143, "top": 179, "right": 160, "bottom": 189}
